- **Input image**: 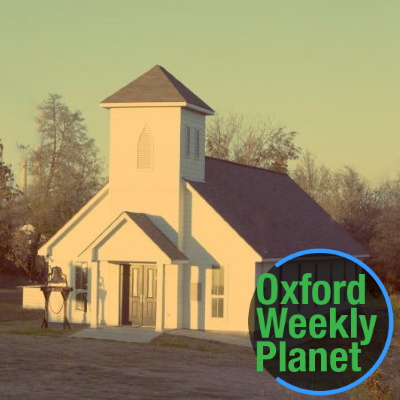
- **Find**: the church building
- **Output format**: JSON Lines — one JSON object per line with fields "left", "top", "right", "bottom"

{"left": 38, "top": 66, "right": 366, "bottom": 332}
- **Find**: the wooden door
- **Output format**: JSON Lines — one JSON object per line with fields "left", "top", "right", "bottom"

{"left": 142, "top": 265, "right": 157, "bottom": 326}
{"left": 127, "top": 265, "right": 157, "bottom": 327}
{"left": 129, "top": 265, "right": 143, "bottom": 326}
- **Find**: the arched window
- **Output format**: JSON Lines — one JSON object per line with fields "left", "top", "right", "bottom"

{"left": 137, "top": 127, "right": 153, "bottom": 169}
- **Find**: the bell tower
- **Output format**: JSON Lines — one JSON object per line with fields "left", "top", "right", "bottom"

{"left": 100, "top": 65, "right": 214, "bottom": 231}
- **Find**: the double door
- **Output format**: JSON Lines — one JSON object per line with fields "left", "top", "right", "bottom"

{"left": 122, "top": 264, "right": 157, "bottom": 326}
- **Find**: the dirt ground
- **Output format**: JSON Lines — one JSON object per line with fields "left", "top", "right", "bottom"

{"left": 0, "top": 289, "right": 352, "bottom": 399}
{"left": 0, "top": 288, "right": 286, "bottom": 400}
{"left": 1, "top": 292, "right": 399, "bottom": 400}
{"left": 0, "top": 329, "right": 294, "bottom": 400}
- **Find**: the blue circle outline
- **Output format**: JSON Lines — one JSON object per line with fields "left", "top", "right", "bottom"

{"left": 270, "top": 248, "right": 394, "bottom": 396}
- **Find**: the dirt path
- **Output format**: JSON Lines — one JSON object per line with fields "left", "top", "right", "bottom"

{"left": 0, "top": 332, "right": 287, "bottom": 400}
{"left": 0, "top": 289, "right": 352, "bottom": 399}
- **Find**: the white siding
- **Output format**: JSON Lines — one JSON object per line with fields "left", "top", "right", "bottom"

{"left": 98, "top": 262, "right": 120, "bottom": 326}
{"left": 109, "top": 107, "right": 182, "bottom": 232}
{"left": 182, "top": 183, "right": 260, "bottom": 332}
{"left": 180, "top": 109, "right": 205, "bottom": 182}
{"left": 22, "top": 286, "right": 44, "bottom": 309}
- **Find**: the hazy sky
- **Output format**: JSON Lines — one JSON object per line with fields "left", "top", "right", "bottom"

{"left": 1, "top": 1, "right": 399, "bottom": 185}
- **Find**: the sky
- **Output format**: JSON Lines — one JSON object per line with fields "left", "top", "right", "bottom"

{"left": 1, "top": 1, "right": 399, "bottom": 186}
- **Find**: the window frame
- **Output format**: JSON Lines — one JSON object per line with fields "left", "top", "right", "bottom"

{"left": 211, "top": 265, "right": 225, "bottom": 319}
{"left": 75, "top": 262, "right": 88, "bottom": 312}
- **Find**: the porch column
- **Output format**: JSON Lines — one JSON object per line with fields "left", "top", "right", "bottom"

{"left": 155, "top": 263, "right": 165, "bottom": 332}
{"left": 90, "top": 261, "right": 99, "bottom": 328}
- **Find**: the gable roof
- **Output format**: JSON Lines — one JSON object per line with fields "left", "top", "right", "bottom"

{"left": 101, "top": 65, "right": 214, "bottom": 114}
{"left": 187, "top": 157, "right": 368, "bottom": 259}
{"left": 79, "top": 211, "right": 187, "bottom": 263}
{"left": 126, "top": 212, "right": 188, "bottom": 262}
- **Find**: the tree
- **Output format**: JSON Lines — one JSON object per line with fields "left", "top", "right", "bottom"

{"left": 206, "top": 112, "right": 301, "bottom": 173}
{"left": 206, "top": 112, "right": 241, "bottom": 160}
{"left": 292, "top": 153, "right": 378, "bottom": 247}
{"left": 29, "top": 93, "right": 105, "bottom": 236}
{"left": 332, "top": 166, "right": 379, "bottom": 247}
{"left": 0, "top": 144, "right": 21, "bottom": 258}
{"left": 369, "top": 177, "right": 400, "bottom": 284}
{"left": 293, "top": 148, "right": 400, "bottom": 291}
{"left": 291, "top": 150, "right": 333, "bottom": 206}
{"left": 17, "top": 94, "right": 105, "bottom": 280}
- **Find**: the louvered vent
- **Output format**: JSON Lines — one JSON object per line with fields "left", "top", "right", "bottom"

{"left": 195, "top": 128, "right": 200, "bottom": 159}
{"left": 185, "top": 127, "right": 191, "bottom": 157}
{"left": 137, "top": 127, "right": 152, "bottom": 169}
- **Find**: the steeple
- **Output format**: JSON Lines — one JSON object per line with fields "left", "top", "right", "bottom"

{"left": 101, "top": 66, "right": 214, "bottom": 228}
{"left": 101, "top": 65, "right": 213, "bottom": 115}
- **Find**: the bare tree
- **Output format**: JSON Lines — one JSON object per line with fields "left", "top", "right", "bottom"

{"left": 292, "top": 150, "right": 332, "bottom": 199}
{"left": 333, "top": 166, "right": 379, "bottom": 247}
{"left": 369, "top": 177, "right": 400, "bottom": 280}
{"left": 206, "top": 112, "right": 301, "bottom": 173}
{"left": 293, "top": 149, "right": 400, "bottom": 290}
{"left": 206, "top": 112, "right": 242, "bottom": 160}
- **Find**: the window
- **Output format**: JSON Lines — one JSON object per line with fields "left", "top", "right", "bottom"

{"left": 194, "top": 128, "right": 200, "bottom": 159}
{"left": 211, "top": 265, "right": 225, "bottom": 318}
{"left": 75, "top": 263, "right": 88, "bottom": 312}
{"left": 185, "top": 126, "right": 191, "bottom": 157}
{"left": 137, "top": 127, "right": 152, "bottom": 169}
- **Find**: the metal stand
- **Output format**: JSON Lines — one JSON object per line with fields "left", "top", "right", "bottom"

{"left": 40, "top": 286, "right": 73, "bottom": 330}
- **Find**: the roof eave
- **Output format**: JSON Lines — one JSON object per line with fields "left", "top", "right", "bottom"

{"left": 100, "top": 101, "right": 214, "bottom": 115}
{"left": 100, "top": 101, "right": 187, "bottom": 109}
{"left": 184, "top": 103, "right": 214, "bottom": 115}
{"left": 261, "top": 253, "right": 370, "bottom": 263}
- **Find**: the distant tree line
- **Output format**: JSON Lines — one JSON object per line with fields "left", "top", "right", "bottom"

{"left": 206, "top": 111, "right": 400, "bottom": 292}
{"left": 293, "top": 150, "right": 400, "bottom": 292}
{"left": 206, "top": 112, "right": 301, "bottom": 173}
{"left": 0, "top": 105, "right": 399, "bottom": 290}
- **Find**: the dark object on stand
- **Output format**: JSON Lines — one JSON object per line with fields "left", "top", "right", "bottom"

{"left": 40, "top": 266, "right": 73, "bottom": 330}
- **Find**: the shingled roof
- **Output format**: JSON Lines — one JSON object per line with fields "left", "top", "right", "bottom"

{"left": 187, "top": 157, "right": 368, "bottom": 259}
{"left": 126, "top": 212, "right": 188, "bottom": 261}
{"left": 101, "top": 65, "right": 213, "bottom": 113}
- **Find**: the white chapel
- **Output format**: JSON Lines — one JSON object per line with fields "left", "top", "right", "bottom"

{"left": 38, "top": 66, "right": 366, "bottom": 332}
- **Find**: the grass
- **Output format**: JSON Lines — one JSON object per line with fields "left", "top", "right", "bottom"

{"left": 157, "top": 341, "right": 190, "bottom": 349}
{"left": 0, "top": 302, "right": 43, "bottom": 323}
{"left": 347, "top": 295, "right": 400, "bottom": 400}
{"left": 152, "top": 333, "right": 254, "bottom": 357}
{"left": 0, "top": 288, "right": 74, "bottom": 337}
{"left": 8, "top": 328, "right": 78, "bottom": 337}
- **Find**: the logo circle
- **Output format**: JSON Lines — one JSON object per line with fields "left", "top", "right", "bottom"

{"left": 248, "top": 248, "right": 394, "bottom": 396}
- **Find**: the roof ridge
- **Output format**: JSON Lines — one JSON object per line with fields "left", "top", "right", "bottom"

{"left": 152, "top": 66, "right": 186, "bottom": 102}
{"left": 205, "top": 156, "right": 287, "bottom": 176}
{"left": 159, "top": 67, "right": 204, "bottom": 105}
{"left": 100, "top": 65, "right": 213, "bottom": 112}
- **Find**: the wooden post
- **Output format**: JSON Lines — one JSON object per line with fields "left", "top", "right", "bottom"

{"left": 90, "top": 262, "right": 99, "bottom": 328}
{"left": 41, "top": 288, "right": 50, "bottom": 329}
{"left": 61, "top": 289, "right": 72, "bottom": 330}
{"left": 155, "top": 263, "right": 165, "bottom": 332}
